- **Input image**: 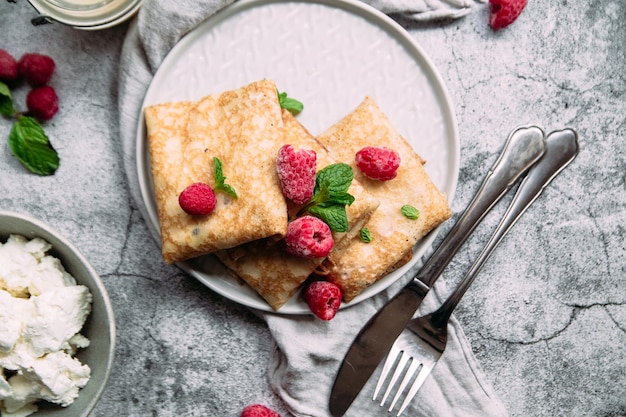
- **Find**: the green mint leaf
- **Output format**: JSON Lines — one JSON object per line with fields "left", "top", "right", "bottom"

{"left": 303, "top": 163, "right": 355, "bottom": 233}
{"left": 213, "top": 156, "right": 238, "bottom": 199}
{"left": 360, "top": 227, "right": 373, "bottom": 243}
{"left": 314, "top": 163, "right": 353, "bottom": 196}
{"left": 0, "top": 82, "right": 16, "bottom": 117}
{"left": 308, "top": 204, "right": 349, "bottom": 233}
{"left": 8, "top": 116, "right": 59, "bottom": 176}
{"left": 401, "top": 204, "right": 420, "bottom": 220}
{"left": 277, "top": 90, "right": 304, "bottom": 115}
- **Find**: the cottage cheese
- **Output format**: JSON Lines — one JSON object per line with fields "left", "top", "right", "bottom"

{"left": 0, "top": 235, "right": 93, "bottom": 417}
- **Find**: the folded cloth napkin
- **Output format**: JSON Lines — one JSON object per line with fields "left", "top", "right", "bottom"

{"left": 118, "top": 0, "right": 506, "bottom": 416}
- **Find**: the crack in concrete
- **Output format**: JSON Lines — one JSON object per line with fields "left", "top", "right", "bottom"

{"left": 477, "top": 301, "right": 626, "bottom": 345}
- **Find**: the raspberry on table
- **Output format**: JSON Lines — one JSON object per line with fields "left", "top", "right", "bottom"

{"left": 241, "top": 404, "right": 281, "bottom": 417}
{"left": 284, "top": 215, "right": 334, "bottom": 259}
{"left": 489, "top": 0, "right": 528, "bottom": 29}
{"left": 304, "top": 280, "right": 342, "bottom": 321}
{"left": 276, "top": 144, "right": 316, "bottom": 205}
{"left": 355, "top": 146, "right": 401, "bottom": 181}
{"left": 26, "top": 86, "right": 58, "bottom": 121}
{"left": 0, "top": 49, "right": 18, "bottom": 84}
{"left": 18, "top": 53, "right": 56, "bottom": 87}
{"left": 178, "top": 182, "right": 217, "bottom": 216}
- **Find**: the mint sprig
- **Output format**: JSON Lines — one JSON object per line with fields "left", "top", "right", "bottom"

{"left": 213, "top": 157, "right": 238, "bottom": 199}
{"left": 301, "top": 163, "right": 355, "bottom": 233}
{"left": 1, "top": 81, "right": 59, "bottom": 176}
{"left": 277, "top": 90, "right": 303, "bottom": 115}
{"left": 9, "top": 116, "right": 59, "bottom": 176}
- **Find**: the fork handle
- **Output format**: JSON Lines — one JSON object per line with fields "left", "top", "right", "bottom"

{"left": 431, "top": 128, "right": 580, "bottom": 327}
{"left": 413, "top": 125, "right": 545, "bottom": 288}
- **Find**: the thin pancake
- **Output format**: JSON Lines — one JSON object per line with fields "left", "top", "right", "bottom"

{"left": 144, "top": 79, "right": 289, "bottom": 264}
{"left": 216, "top": 110, "right": 380, "bottom": 310}
{"left": 317, "top": 97, "right": 452, "bottom": 301}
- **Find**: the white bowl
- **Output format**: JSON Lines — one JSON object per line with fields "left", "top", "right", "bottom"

{"left": 0, "top": 210, "right": 115, "bottom": 417}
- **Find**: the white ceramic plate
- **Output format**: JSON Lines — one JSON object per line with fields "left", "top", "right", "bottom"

{"left": 136, "top": 0, "right": 459, "bottom": 314}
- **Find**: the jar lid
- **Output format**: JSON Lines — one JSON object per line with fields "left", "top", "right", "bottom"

{"left": 27, "top": 0, "right": 142, "bottom": 30}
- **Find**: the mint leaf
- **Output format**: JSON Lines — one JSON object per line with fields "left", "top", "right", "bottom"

{"left": 277, "top": 90, "right": 303, "bottom": 115}
{"left": 314, "top": 163, "right": 353, "bottom": 195}
{"left": 360, "top": 227, "right": 373, "bottom": 243}
{"left": 401, "top": 204, "right": 420, "bottom": 220}
{"left": 0, "top": 82, "right": 15, "bottom": 117}
{"left": 8, "top": 116, "right": 59, "bottom": 176}
{"left": 213, "top": 156, "right": 238, "bottom": 199}
{"left": 309, "top": 204, "right": 349, "bottom": 233}
{"left": 302, "top": 163, "right": 355, "bottom": 233}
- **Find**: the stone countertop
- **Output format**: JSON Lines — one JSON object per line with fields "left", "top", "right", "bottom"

{"left": 1, "top": 1, "right": 624, "bottom": 416}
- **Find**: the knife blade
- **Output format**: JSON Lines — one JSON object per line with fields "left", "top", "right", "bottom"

{"left": 329, "top": 125, "right": 546, "bottom": 417}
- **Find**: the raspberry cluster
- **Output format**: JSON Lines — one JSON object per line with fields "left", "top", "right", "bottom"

{"left": 0, "top": 50, "right": 58, "bottom": 121}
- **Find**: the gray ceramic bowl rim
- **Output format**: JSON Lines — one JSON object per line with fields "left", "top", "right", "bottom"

{"left": 0, "top": 210, "right": 116, "bottom": 417}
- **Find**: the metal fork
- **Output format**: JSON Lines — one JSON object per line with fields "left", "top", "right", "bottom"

{"left": 373, "top": 128, "right": 579, "bottom": 416}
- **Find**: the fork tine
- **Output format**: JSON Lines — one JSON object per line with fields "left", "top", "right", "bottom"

{"left": 388, "top": 359, "right": 421, "bottom": 413}
{"left": 380, "top": 350, "right": 410, "bottom": 405}
{"left": 373, "top": 345, "right": 401, "bottom": 400}
{"left": 395, "top": 362, "right": 434, "bottom": 416}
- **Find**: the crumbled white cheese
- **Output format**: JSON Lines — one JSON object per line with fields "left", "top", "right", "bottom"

{"left": 0, "top": 235, "right": 93, "bottom": 417}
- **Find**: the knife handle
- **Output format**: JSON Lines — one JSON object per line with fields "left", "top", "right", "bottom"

{"left": 413, "top": 125, "right": 546, "bottom": 288}
{"left": 431, "top": 128, "right": 580, "bottom": 326}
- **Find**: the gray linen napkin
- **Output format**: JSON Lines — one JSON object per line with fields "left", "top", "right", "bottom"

{"left": 118, "top": 1, "right": 507, "bottom": 416}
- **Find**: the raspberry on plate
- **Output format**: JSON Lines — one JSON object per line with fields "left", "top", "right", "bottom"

{"left": 0, "top": 49, "right": 18, "bottom": 84}
{"left": 276, "top": 144, "right": 316, "bottom": 205}
{"left": 284, "top": 215, "right": 333, "bottom": 259}
{"left": 18, "top": 53, "right": 56, "bottom": 87}
{"left": 241, "top": 404, "right": 281, "bottom": 417}
{"left": 178, "top": 182, "right": 217, "bottom": 216}
{"left": 304, "top": 280, "right": 342, "bottom": 320}
{"left": 26, "top": 86, "right": 58, "bottom": 121}
{"left": 489, "top": 0, "right": 528, "bottom": 30}
{"left": 355, "top": 146, "right": 401, "bottom": 181}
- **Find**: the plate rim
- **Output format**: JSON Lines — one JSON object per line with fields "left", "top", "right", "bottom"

{"left": 135, "top": 0, "right": 460, "bottom": 314}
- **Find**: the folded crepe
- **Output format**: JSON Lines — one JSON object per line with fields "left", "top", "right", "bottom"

{"left": 215, "top": 110, "right": 380, "bottom": 310}
{"left": 316, "top": 97, "right": 452, "bottom": 301}
{"left": 144, "top": 79, "right": 289, "bottom": 264}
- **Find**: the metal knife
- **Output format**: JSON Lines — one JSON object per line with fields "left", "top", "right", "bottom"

{"left": 329, "top": 125, "right": 546, "bottom": 417}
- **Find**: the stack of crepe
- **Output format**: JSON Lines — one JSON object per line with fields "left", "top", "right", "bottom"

{"left": 144, "top": 79, "right": 451, "bottom": 310}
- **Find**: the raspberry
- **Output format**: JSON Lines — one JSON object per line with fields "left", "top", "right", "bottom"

{"left": 18, "top": 53, "right": 55, "bottom": 87}
{"left": 0, "top": 49, "right": 18, "bottom": 84}
{"left": 304, "top": 280, "right": 342, "bottom": 320}
{"left": 26, "top": 86, "right": 58, "bottom": 121}
{"left": 276, "top": 144, "right": 316, "bottom": 205}
{"left": 355, "top": 146, "right": 401, "bottom": 181}
{"left": 178, "top": 182, "right": 217, "bottom": 216}
{"left": 284, "top": 215, "right": 333, "bottom": 259}
{"left": 489, "top": 0, "right": 528, "bottom": 30}
{"left": 241, "top": 404, "right": 281, "bottom": 417}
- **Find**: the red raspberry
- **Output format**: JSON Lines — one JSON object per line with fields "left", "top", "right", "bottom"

{"left": 18, "top": 53, "right": 55, "bottom": 87}
{"left": 489, "top": 0, "right": 528, "bottom": 30}
{"left": 0, "top": 49, "right": 18, "bottom": 84}
{"left": 178, "top": 182, "right": 217, "bottom": 216}
{"left": 241, "top": 404, "right": 281, "bottom": 417}
{"left": 276, "top": 144, "right": 316, "bottom": 205}
{"left": 304, "top": 280, "right": 342, "bottom": 320}
{"left": 284, "top": 215, "right": 333, "bottom": 259}
{"left": 355, "top": 146, "right": 401, "bottom": 181}
{"left": 26, "top": 86, "right": 58, "bottom": 121}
